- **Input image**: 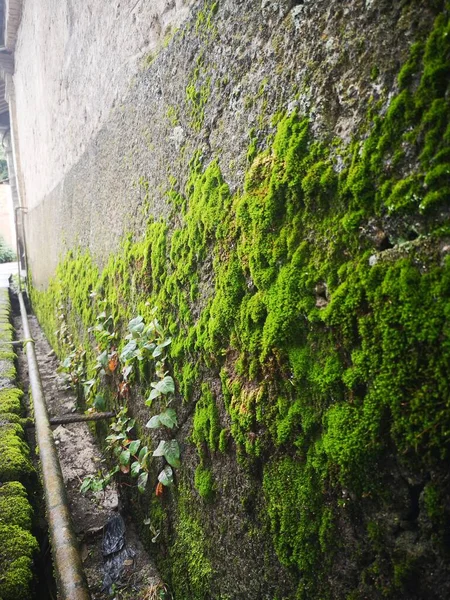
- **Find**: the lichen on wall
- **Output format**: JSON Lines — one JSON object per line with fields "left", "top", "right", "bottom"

{"left": 30, "top": 1, "right": 450, "bottom": 598}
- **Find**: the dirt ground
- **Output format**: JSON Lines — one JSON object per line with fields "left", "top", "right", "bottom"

{"left": 14, "top": 306, "right": 163, "bottom": 600}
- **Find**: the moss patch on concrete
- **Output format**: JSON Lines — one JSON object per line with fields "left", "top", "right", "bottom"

{"left": 0, "top": 388, "right": 23, "bottom": 415}
{"left": 0, "top": 482, "right": 33, "bottom": 531}
{"left": 167, "top": 484, "right": 212, "bottom": 600}
{"left": 0, "top": 290, "right": 37, "bottom": 600}
{"left": 0, "top": 525, "right": 38, "bottom": 600}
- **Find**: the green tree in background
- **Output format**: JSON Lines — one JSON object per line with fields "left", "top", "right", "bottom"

{"left": 0, "top": 235, "right": 15, "bottom": 263}
{"left": 0, "top": 144, "right": 8, "bottom": 182}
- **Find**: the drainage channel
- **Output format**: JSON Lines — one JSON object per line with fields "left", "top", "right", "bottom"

{"left": 12, "top": 291, "right": 163, "bottom": 599}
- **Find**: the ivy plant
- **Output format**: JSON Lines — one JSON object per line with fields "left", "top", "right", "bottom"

{"left": 80, "top": 309, "right": 181, "bottom": 496}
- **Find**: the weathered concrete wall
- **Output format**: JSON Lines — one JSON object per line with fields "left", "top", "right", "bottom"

{"left": 15, "top": 0, "right": 450, "bottom": 598}
{"left": 22, "top": 0, "right": 435, "bottom": 286}
{"left": 13, "top": 0, "right": 194, "bottom": 211}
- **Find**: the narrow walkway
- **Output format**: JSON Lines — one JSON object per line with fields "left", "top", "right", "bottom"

{"left": 0, "top": 262, "right": 19, "bottom": 287}
{"left": 13, "top": 294, "right": 162, "bottom": 598}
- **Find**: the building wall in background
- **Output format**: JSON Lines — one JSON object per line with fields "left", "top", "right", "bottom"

{"left": 0, "top": 184, "right": 15, "bottom": 249}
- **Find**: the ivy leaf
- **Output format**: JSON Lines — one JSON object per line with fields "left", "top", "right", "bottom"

{"left": 97, "top": 350, "right": 109, "bottom": 368}
{"left": 146, "top": 409, "right": 177, "bottom": 430}
{"left": 143, "top": 342, "right": 156, "bottom": 352}
{"left": 152, "top": 345, "right": 164, "bottom": 358}
{"left": 94, "top": 394, "right": 106, "bottom": 411}
{"left": 131, "top": 322, "right": 145, "bottom": 337}
{"left": 131, "top": 461, "right": 141, "bottom": 477}
{"left": 146, "top": 415, "right": 162, "bottom": 429}
{"left": 120, "top": 340, "right": 137, "bottom": 362}
{"left": 138, "top": 446, "right": 148, "bottom": 462}
{"left": 122, "top": 364, "right": 133, "bottom": 381}
{"left": 158, "top": 465, "right": 174, "bottom": 486}
{"left": 152, "top": 440, "right": 181, "bottom": 467}
{"left": 83, "top": 379, "right": 96, "bottom": 398}
{"left": 164, "top": 440, "right": 181, "bottom": 468}
{"left": 156, "top": 376, "right": 175, "bottom": 395}
{"left": 148, "top": 388, "right": 161, "bottom": 402}
{"left": 138, "top": 472, "right": 148, "bottom": 493}
{"left": 159, "top": 408, "right": 178, "bottom": 429}
{"left": 152, "top": 440, "right": 166, "bottom": 457}
{"left": 128, "top": 315, "right": 144, "bottom": 331}
{"left": 128, "top": 440, "right": 141, "bottom": 455}
{"left": 119, "top": 450, "right": 131, "bottom": 466}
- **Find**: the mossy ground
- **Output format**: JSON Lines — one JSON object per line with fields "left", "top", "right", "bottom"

{"left": 31, "top": 5, "right": 450, "bottom": 599}
{"left": 0, "top": 290, "right": 37, "bottom": 600}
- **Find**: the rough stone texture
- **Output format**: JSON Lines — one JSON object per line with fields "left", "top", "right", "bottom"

{"left": 13, "top": 0, "right": 195, "bottom": 211}
{"left": 22, "top": 0, "right": 438, "bottom": 287}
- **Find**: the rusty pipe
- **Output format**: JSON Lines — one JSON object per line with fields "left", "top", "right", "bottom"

{"left": 18, "top": 291, "right": 91, "bottom": 600}
{"left": 24, "top": 411, "right": 116, "bottom": 428}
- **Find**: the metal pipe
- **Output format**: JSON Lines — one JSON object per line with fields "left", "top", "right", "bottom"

{"left": 24, "top": 411, "right": 116, "bottom": 428}
{"left": 14, "top": 206, "right": 28, "bottom": 293}
{"left": 13, "top": 205, "right": 21, "bottom": 291}
{"left": 18, "top": 291, "right": 91, "bottom": 600}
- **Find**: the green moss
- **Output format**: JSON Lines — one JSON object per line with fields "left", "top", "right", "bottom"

{"left": 166, "top": 105, "right": 180, "bottom": 127}
{"left": 0, "top": 364, "right": 16, "bottom": 381}
{"left": 0, "top": 486, "right": 32, "bottom": 530}
{"left": 263, "top": 452, "right": 333, "bottom": 599}
{"left": 0, "top": 388, "right": 23, "bottom": 415}
{"left": 397, "top": 41, "right": 423, "bottom": 88}
{"left": 423, "top": 482, "right": 446, "bottom": 525}
{"left": 194, "top": 464, "right": 215, "bottom": 500}
{"left": 218, "top": 428, "right": 228, "bottom": 452}
{"left": 0, "top": 525, "right": 38, "bottom": 600}
{"left": 169, "top": 485, "right": 213, "bottom": 600}
{"left": 0, "top": 423, "right": 34, "bottom": 483}
{"left": 186, "top": 55, "right": 211, "bottom": 132}
{"left": 177, "top": 361, "right": 199, "bottom": 403}
{"left": 30, "top": 7, "right": 450, "bottom": 597}
{"left": 195, "top": 0, "right": 219, "bottom": 38}
{"left": 192, "top": 384, "right": 220, "bottom": 452}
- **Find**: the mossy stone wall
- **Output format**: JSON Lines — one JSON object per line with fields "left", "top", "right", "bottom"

{"left": 28, "top": 1, "right": 450, "bottom": 598}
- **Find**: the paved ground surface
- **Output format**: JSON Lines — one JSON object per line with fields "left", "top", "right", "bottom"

{"left": 0, "top": 261, "right": 21, "bottom": 287}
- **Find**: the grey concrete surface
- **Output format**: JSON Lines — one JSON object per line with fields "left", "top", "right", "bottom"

{"left": 0, "top": 261, "right": 20, "bottom": 287}
{"left": 19, "top": 0, "right": 436, "bottom": 287}
{"left": 13, "top": 0, "right": 195, "bottom": 210}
